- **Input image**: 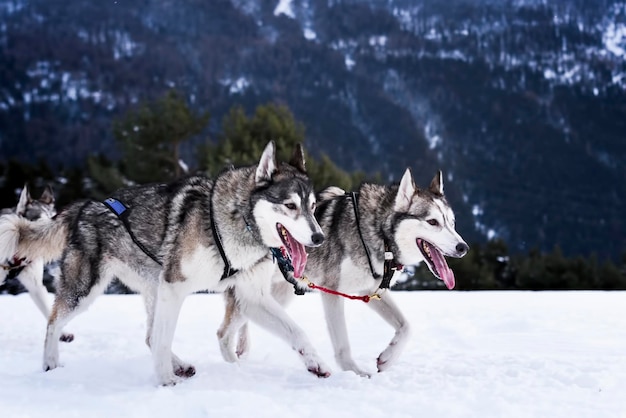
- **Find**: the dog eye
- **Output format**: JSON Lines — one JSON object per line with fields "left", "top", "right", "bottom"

{"left": 285, "top": 203, "right": 297, "bottom": 210}
{"left": 427, "top": 219, "right": 439, "bottom": 227}
{"left": 310, "top": 202, "right": 316, "bottom": 211}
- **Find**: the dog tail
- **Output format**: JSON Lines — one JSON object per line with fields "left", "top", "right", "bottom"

{"left": 318, "top": 186, "right": 346, "bottom": 201}
{"left": 0, "top": 214, "right": 68, "bottom": 264}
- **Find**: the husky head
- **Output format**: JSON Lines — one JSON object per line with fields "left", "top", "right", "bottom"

{"left": 252, "top": 141, "right": 324, "bottom": 278}
{"left": 392, "top": 169, "right": 468, "bottom": 290}
{"left": 15, "top": 184, "right": 56, "bottom": 221}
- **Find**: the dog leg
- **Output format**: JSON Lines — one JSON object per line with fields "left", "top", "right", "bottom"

{"left": 44, "top": 254, "right": 113, "bottom": 372}
{"left": 150, "top": 281, "right": 188, "bottom": 386}
{"left": 43, "top": 297, "right": 79, "bottom": 371}
{"left": 237, "top": 286, "right": 331, "bottom": 378}
{"left": 367, "top": 293, "right": 410, "bottom": 372}
{"left": 142, "top": 291, "right": 194, "bottom": 378}
{"left": 218, "top": 280, "right": 295, "bottom": 361}
{"left": 235, "top": 323, "right": 250, "bottom": 359}
{"left": 321, "top": 292, "right": 371, "bottom": 377}
{"left": 18, "top": 262, "right": 74, "bottom": 342}
{"left": 217, "top": 288, "right": 249, "bottom": 362}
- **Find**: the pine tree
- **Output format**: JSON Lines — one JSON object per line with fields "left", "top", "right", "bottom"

{"left": 201, "top": 103, "right": 365, "bottom": 191}
{"left": 113, "top": 90, "right": 210, "bottom": 184}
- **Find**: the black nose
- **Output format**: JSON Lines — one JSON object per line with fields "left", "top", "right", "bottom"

{"left": 456, "top": 242, "right": 469, "bottom": 256}
{"left": 311, "top": 232, "right": 325, "bottom": 246}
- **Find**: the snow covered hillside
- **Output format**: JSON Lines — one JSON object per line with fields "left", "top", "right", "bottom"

{"left": 1, "top": 0, "right": 625, "bottom": 259}
{"left": 1, "top": 291, "right": 625, "bottom": 417}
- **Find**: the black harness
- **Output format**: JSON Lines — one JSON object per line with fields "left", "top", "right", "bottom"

{"left": 102, "top": 186, "right": 402, "bottom": 294}
{"left": 103, "top": 181, "right": 240, "bottom": 281}
{"left": 208, "top": 174, "right": 239, "bottom": 280}
{"left": 349, "top": 192, "right": 402, "bottom": 290}
{"left": 103, "top": 198, "right": 163, "bottom": 266}
{"left": 104, "top": 170, "right": 246, "bottom": 281}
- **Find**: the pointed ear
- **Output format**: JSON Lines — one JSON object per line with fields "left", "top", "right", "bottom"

{"left": 255, "top": 141, "right": 277, "bottom": 184}
{"left": 394, "top": 168, "right": 416, "bottom": 212}
{"left": 16, "top": 184, "right": 31, "bottom": 216}
{"left": 289, "top": 143, "right": 306, "bottom": 174}
{"left": 40, "top": 184, "right": 55, "bottom": 205}
{"left": 429, "top": 170, "right": 444, "bottom": 196}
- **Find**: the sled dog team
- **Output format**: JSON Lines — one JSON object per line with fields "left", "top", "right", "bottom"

{"left": 0, "top": 141, "right": 468, "bottom": 385}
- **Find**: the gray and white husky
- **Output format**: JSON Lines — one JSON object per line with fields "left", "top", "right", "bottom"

{"left": 0, "top": 185, "right": 73, "bottom": 342}
{"left": 0, "top": 142, "right": 330, "bottom": 385}
{"left": 218, "top": 168, "right": 468, "bottom": 377}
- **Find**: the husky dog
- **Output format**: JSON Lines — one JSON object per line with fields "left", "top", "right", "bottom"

{"left": 218, "top": 169, "right": 468, "bottom": 377}
{"left": 0, "top": 185, "right": 73, "bottom": 342}
{"left": 0, "top": 142, "right": 329, "bottom": 385}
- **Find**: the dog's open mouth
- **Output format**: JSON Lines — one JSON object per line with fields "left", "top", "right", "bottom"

{"left": 277, "top": 223, "right": 308, "bottom": 278}
{"left": 417, "top": 239, "right": 455, "bottom": 290}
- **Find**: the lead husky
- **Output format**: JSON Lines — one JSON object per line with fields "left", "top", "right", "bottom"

{"left": 218, "top": 169, "right": 468, "bottom": 377}
{"left": 0, "top": 142, "right": 330, "bottom": 385}
{"left": 0, "top": 185, "right": 73, "bottom": 342}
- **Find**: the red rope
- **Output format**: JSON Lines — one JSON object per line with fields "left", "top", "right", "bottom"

{"left": 305, "top": 281, "right": 373, "bottom": 303}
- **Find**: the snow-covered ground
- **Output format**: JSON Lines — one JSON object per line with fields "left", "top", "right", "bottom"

{"left": 1, "top": 291, "right": 625, "bottom": 417}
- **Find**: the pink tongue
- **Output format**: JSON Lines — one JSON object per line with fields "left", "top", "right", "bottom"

{"left": 286, "top": 233, "right": 308, "bottom": 278}
{"left": 430, "top": 245, "right": 455, "bottom": 290}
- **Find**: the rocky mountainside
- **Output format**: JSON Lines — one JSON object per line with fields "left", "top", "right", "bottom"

{"left": 0, "top": 0, "right": 624, "bottom": 258}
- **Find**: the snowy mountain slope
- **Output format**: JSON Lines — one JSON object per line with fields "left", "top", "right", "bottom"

{"left": 0, "top": 0, "right": 624, "bottom": 258}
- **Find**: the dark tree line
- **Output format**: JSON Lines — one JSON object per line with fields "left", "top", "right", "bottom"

{"left": 0, "top": 91, "right": 624, "bottom": 295}
{"left": 396, "top": 239, "right": 626, "bottom": 291}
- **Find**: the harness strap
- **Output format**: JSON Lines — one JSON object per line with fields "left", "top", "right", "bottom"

{"left": 350, "top": 192, "right": 380, "bottom": 279}
{"left": 209, "top": 173, "right": 239, "bottom": 280}
{"left": 349, "top": 192, "right": 402, "bottom": 289}
{"left": 103, "top": 198, "right": 163, "bottom": 266}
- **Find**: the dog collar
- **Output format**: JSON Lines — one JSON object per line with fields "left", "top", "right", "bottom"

{"left": 381, "top": 241, "right": 403, "bottom": 289}
{"left": 270, "top": 247, "right": 306, "bottom": 295}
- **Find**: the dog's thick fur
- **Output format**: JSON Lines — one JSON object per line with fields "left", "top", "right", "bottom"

{"left": 0, "top": 185, "right": 73, "bottom": 342}
{"left": 218, "top": 169, "right": 468, "bottom": 377}
{"left": 0, "top": 142, "right": 330, "bottom": 385}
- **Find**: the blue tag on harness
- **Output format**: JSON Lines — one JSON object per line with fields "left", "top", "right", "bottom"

{"left": 103, "top": 198, "right": 127, "bottom": 216}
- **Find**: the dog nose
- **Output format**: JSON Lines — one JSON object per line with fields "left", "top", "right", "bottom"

{"left": 456, "top": 242, "right": 469, "bottom": 256}
{"left": 311, "top": 232, "right": 325, "bottom": 246}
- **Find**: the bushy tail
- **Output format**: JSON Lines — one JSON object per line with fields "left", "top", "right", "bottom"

{"left": 318, "top": 186, "right": 346, "bottom": 202}
{"left": 0, "top": 214, "right": 68, "bottom": 264}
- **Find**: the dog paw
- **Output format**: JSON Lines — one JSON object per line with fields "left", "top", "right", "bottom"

{"left": 235, "top": 337, "right": 249, "bottom": 360}
{"left": 337, "top": 358, "right": 370, "bottom": 377}
{"left": 376, "top": 359, "right": 386, "bottom": 372}
{"left": 299, "top": 350, "right": 331, "bottom": 377}
{"left": 376, "top": 344, "right": 401, "bottom": 372}
{"left": 308, "top": 365, "right": 331, "bottom": 378}
{"left": 59, "top": 333, "right": 74, "bottom": 343}
{"left": 158, "top": 374, "right": 183, "bottom": 387}
{"left": 353, "top": 368, "right": 372, "bottom": 378}
{"left": 236, "top": 347, "right": 249, "bottom": 360}
{"left": 376, "top": 354, "right": 394, "bottom": 373}
{"left": 43, "top": 359, "right": 60, "bottom": 372}
{"left": 218, "top": 342, "right": 239, "bottom": 363}
{"left": 174, "top": 364, "right": 196, "bottom": 378}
